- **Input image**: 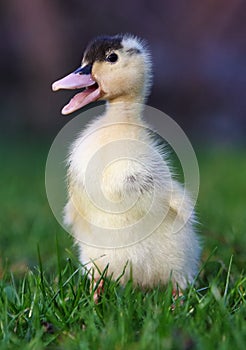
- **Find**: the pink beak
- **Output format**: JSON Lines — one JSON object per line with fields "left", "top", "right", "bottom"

{"left": 52, "top": 65, "right": 101, "bottom": 115}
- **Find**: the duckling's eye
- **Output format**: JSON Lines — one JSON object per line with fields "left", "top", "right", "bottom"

{"left": 106, "top": 53, "right": 118, "bottom": 63}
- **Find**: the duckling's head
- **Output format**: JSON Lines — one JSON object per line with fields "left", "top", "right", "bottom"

{"left": 52, "top": 34, "right": 152, "bottom": 115}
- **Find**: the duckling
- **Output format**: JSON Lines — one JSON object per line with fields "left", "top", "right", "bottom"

{"left": 52, "top": 34, "right": 201, "bottom": 298}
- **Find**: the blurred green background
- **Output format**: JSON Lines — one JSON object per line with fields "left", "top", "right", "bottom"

{"left": 0, "top": 0, "right": 245, "bottom": 276}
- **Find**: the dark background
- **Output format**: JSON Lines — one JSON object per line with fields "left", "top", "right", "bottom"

{"left": 0, "top": 0, "right": 245, "bottom": 145}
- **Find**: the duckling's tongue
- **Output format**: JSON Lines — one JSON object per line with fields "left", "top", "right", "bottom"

{"left": 61, "top": 85, "right": 100, "bottom": 115}
{"left": 52, "top": 72, "right": 100, "bottom": 115}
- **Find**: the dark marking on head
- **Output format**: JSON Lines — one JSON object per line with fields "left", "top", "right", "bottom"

{"left": 83, "top": 35, "right": 123, "bottom": 64}
{"left": 126, "top": 48, "right": 141, "bottom": 55}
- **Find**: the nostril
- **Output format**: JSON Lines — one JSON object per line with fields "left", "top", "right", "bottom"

{"left": 74, "top": 64, "right": 92, "bottom": 75}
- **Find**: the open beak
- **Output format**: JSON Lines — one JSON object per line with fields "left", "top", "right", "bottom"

{"left": 52, "top": 64, "right": 101, "bottom": 115}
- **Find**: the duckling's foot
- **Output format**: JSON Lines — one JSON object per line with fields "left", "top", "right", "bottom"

{"left": 171, "top": 289, "right": 184, "bottom": 310}
{"left": 93, "top": 278, "right": 104, "bottom": 303}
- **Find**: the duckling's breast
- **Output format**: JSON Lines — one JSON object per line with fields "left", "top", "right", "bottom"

{"left": 65, "top": 116, "right": 173, "bottom": 248}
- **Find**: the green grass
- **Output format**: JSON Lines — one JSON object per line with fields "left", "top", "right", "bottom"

{"left": 0, "top": 139, "right": 245, "bottom": 349}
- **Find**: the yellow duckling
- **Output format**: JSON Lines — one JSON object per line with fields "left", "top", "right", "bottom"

{"left": 52, "top": 34, "right": 200, "bottom": 298}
